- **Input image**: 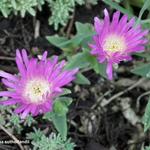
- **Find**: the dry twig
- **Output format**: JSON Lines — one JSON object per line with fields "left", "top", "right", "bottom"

{"left": 66, "top": 9, "right": 75, "bottom": 38}
{"left": 101, "top": 78, "right": 146, "bottom": 107}
{"left": 0, "top": 124, "right": 24, "bottom": 150}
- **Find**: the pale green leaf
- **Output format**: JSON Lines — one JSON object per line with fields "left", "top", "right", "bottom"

{"left": 131, "top": 63, "right": 150, "bottom": 77}
{"left": 143, "top": 100, "right": 150, "bottom": 132}
{"left": 75, "top": 73, "right": 91, "bottom": 85}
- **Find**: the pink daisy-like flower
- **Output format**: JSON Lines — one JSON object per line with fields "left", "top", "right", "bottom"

{"left": 90, "top": 9, "right": 148, "bottom": 80}
{"left": 0, "top": 50, "right": 78, "bottom": 118}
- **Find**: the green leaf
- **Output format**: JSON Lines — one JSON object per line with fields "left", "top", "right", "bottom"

{"left": 0, "top": 116, "right": 5, "bottom": 125}
{"left": 54, "top": 97, "right": 73, "bottom": 115}
{"left": 21, "top": 9, "right": 26, "bottom": 17}
{"left": 46, "top": 35, "right": 68, "bottom": 49}
{"left": 24, "top": 115, "right": 36, "bottom": 127}
{"left": 131, "top": 63, "right": 150, "bottom": 77}
{"left": 43, "top": 110, "right": 68, "bottom": 140}
{"left": 11, "top": 0, "right": 17, "bottom": 9}
{"left": 43, "top": 112, "right": 54, "bottom": 121}
{"left": 60, "top": 88, "right": 71, "bottom": 96}
{"left": 143, "top": 100, "right": 150, "bottom": 132}
{"left": 75, "top": 22, "right": 93, "bottom": 34}
{"left": 46, "top": 22, "right": 94, "bottom": 54}
{"left": 134, "top": 52, "right": 150, "bottom": 60}
{"left": 129, "top": 0, "right": 144, "bottom": 8}
{"left": 136, "top": 0, "right": 150, "bottom": 25}
{"left": 103, "top": 0, "right": 134, "bottom": 18}
{"left": 27, "top": 128, "right": 44, "bottom": 142}
{"left": 83, "top": 50, "right": 107, "bottom": 78}
{"left": 1, "top": 9, "right": 9, "bottom": 18}
{"left": 54, "top": 100, "right": 68, "bottom": 116}
{"left": 28, "top": 8, "right": 36, "bottom": 16}
{"left": 65, "top": 52, "right": 90, "bottom": 70}
{"left": 75, "top": 73, "right": 91, "bottom": 85}
{"left": 52, "top": 114, "right": 67, "bottom": 140}
{"left": 145, "top": 146, "right": 150, "bottom": 150}
{"left": 55, "top": 97, "right": 73, "bottom": 107}
{"left": 10, "top": 114, "right": 21, "bottom": 125}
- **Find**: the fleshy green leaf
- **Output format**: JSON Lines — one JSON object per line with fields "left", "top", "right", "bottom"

{"left": 143, "top": 100, "right": 150, "bottom": 132}
{"left": 46, "top": 35, "right": 68, "bottom": 49}
{"left": 65, "top": 52, "right": 90, "bottom": 70}
{"left": 54, "top": 97, "right": 73, "bottom": 115}
{"left": 54, "top": 100, "right": 68, "bottom": 116}
{"left": 46, "top": 22, "right": 94, "bottom": 54}
{"left": 103, "top": 0, "right": 134, "bottom": 18}
{"left": 75, "top": 73, "right": 91, "bottom": 85}
{"left": 55, "top": 97, "right": 73, "bottom": 107}
{"left": 145, "top": 146, "right": 150, "bottom": 150}
{"left": 131, "top": 63, "right": 150, "bottom": 77}
{"left": 60, "top": 88, "right": 71, "bottom": 96}
{"left": 75, "top": 22, "right": 93, "bottom": 34}
{"left": 51, "top": 113, "right": 67, "bottom": 140}
{"left": 136, "top": 0, "right": 150, "bottom": 25}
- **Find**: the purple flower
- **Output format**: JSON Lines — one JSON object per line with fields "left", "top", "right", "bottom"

{"left": 90, "top": 9, "right": 148, "bottom": 80}
{"left": 0, "top": 49, "right": 78, "bottom": 118}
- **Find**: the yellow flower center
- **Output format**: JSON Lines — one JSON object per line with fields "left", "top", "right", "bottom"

{"left": 103, "top": 34, "right": 126, "bottom": 53}
{"left": 24, "top": 79, "right": 50, "bottom": 104}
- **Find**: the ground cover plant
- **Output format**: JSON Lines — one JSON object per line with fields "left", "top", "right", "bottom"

{"left": 0, "top": 0, "right": 150, "bottom": 150}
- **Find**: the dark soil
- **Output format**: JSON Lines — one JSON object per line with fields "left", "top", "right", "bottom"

{"left": 0, "top": 1, "right": 150, "bottom": 150}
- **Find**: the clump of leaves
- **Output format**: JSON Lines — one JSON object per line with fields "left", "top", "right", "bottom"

{"left": 27, "top": 129, "right": 75, "bottom": 150}
{"left": 145, "top": 147, "right": 150, "bottom": 150}
{"left": 0, "top": 0, "right": 98, "bottom": 30}
{"left": 0, "top": 0, "right": 45, "bottom": 17}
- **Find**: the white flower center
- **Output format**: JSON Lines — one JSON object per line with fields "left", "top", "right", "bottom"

{"left": 103, "top": 34, "right": 126, "bottom": 53}
{"left": 24, "top": 79, "right": 50, "bottom": 104}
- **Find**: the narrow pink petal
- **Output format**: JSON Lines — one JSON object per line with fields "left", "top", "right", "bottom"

{"left": 94, "top": 17, "right": 103, "bottom": 33}
{"left": 0, "top": 91, "right": 14, "bottom": 97}
{"left": 106, "top": 62, "right": 113, "bottom": 80}
{"left": 30, "top": 105, "right": 37, "bottom": 115}
{"left": 98, "top": 55, "right": 106, "bottom": 63}
{"left": 111, "top": 11, "right": 120, "bottom": 31}
{"left": 100, "top": 8, "right": 110, "bottom": 41}
{"left": 20, "top": 106, "right": 31, "bottom": 119}
{"left": 0, "top": 71, "right": 18, "bottom": 82}
{"left": 16, "top": 49, "right": 26, "bottom": 76}
{"left": 0, "top": 99, "right": 18, "bottom": 105}
{"left": 22, "top": 49, "right": 29, "bottom": 67}
{"left": 14, "top": 105, "right": 27, "bottom": 114}
{"left": 41, "top": 51, "right": 48, "bottom": 61}
{"left": 2, "top": 79, "right": 17, "bottom": 89}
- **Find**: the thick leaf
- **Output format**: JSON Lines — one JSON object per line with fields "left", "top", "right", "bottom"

{"left": 136, "top": 0, "right": 150, "bottom": 25}
{"left": 55, "top": 97, "right": 73, "bottom": 107}
{"left": 103, "top": 0, "right": 134, "bottom": 18}
{"left": 43, "top": 111, "right": 68, "bottom": 140}
{"left": 129, "top": 0, "right": 144, "bottom": 8}
{"left": 134, "top": 52, "right": 150, "bottom": 60}
{"left": 65, "top": 52, "right": 90, "bottom": 70}
{"left": 143, "top": 100, "right": 150, "bottom": 132}
{"left": 54, "top": 97, "right": 73, "bottom": 116}
{"left": 75, "top": 22, "right": 93, "bottom": 34}
{"left": 75, "top": 73, "right": 91, "bottom": 85}
{"left": 60, "top": 88, "right": 71, "bottom": 96}
{"left": 54, "top": 100, "right": 68, "bottom": 116}
{"left": 52, "top": 114, "right": 67, "bottom": 140}
{"left": 43, "top": 112, "right": 55, "bottom": 121}
{"left": 145, "top": 146, "right": 150, "bottom": 150}
{"left": 46, "top": 35, "right": 68, "bottom": 49}
{"left": 131, "top": 63, "right": 150, "bottom": 77}
{"left": 83, "top": 51, "right": 107, "bottom": 78}
{"left": 46, "top": 22, "right": 94, "bottom": 54}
